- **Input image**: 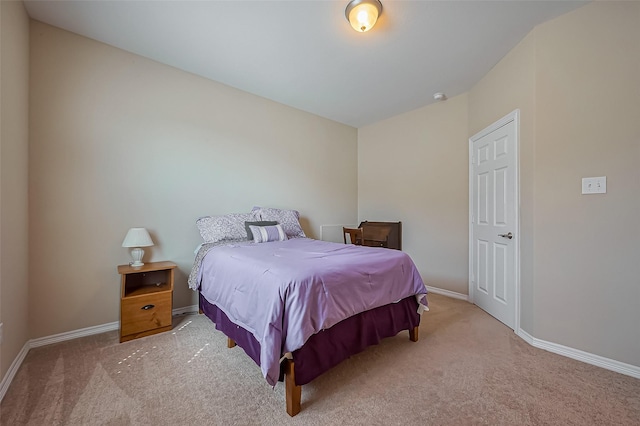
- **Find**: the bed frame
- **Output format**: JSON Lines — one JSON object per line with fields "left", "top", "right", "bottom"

{"left": 199, "top": 292, "right": 420, "bottom": 416}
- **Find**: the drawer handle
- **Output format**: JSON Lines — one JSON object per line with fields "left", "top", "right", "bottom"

{"left": 141, "top": 304, "right": 155, "bottom": 310}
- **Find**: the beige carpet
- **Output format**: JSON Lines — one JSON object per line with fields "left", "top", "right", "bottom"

{"left": 1, "top": 294, "right": 639, "bottom": 425}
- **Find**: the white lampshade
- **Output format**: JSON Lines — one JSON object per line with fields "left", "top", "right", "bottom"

{"left": 122, "top": 228, "right": 154, "bottom": 267}
{"left": 122, "top": 228, "right": 154, "bottom": 248}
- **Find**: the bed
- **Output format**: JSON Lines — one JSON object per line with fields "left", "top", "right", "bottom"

{"left": 188, "top": 208, "right": 428, "bottom": 416}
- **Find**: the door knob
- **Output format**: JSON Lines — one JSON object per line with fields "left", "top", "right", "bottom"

{"left": 498, "top": 232, "right": 513, "bottom": 239}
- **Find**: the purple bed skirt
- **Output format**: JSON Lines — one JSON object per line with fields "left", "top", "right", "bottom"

{"left": 199, "top": 292, "right": 420, "bottom": 386}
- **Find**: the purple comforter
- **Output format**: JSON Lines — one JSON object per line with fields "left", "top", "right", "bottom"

{"left": 195, "top": 238, "right": 427, "bottom": 386}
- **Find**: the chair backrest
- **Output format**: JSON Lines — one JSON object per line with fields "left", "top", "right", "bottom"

{"left": 343, "top": 227, "right": 364, "bottom": 245}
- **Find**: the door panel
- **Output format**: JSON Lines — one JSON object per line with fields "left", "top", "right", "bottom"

{"left": 478, "top": 172, "right": 489, "bottom": 224}
{"left": 470, "top": 111, "right": 518, "bottom": 330}
{"left": 477, "top": 240, "right": 489, "bottom": 294}
{"left": 494, "top": 242, "right": 508, "bottom": 302}
{"left": 495, "top": 167, "right": 508, "bottom": 225}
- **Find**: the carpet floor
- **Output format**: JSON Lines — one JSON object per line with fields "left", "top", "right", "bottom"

{"left": 1, "top": 294, "right": 638, "bottom": 425}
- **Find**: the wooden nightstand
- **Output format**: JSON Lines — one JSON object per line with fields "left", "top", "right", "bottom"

{"left": 117, "top": 261, "right": 176, "bottom": 343}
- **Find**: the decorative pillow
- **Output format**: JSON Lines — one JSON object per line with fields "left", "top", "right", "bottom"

{"left": 245, "top": 221, "right": 278, "bottom": 240}
{"left": 249, "top": 224, "right": 288, "bottom": 243}
{"left": 196, "top": 212, "right": 259, "bottom": 243}
{"left": 253, "top": 207, "right": 306, "bottom": 239}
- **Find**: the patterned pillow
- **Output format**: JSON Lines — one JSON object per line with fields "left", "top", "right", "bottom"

{"left": 249, "top": 224, "right": 288, "bottom": 243}
{"left": 244, "top": 221, "right": 278, "bottom": 240}
{"left": 196, "top": 212, "right": 259, "bottom": 243}
{"left": 253, "top": 207, "right": 306, "bottom": 239}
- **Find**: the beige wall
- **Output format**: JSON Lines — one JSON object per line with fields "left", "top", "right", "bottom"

{"left": 532, "top": 1, "right": 639, "bottom": 366}
{"left": 362, "top": 1, "right": 639, "bottom": 367}
{"left": 358, "top": 94, "right": 469, "bottom": 294}
{"left": 29, "top": 22, "right": 357, "bottom": 338}
{"left": 470, "top": 0, "right": 639, "bottom": 367}
{"left": 0, "top": 0, "right": 30, "bottom": 377}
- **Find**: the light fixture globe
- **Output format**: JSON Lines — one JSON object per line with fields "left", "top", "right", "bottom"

{"left": 345, "top": 0, "right": 382, "bottom": 33}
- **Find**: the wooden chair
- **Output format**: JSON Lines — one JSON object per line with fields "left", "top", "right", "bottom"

{"left": 343, "top": 227, "right": 364, "bottom": 245}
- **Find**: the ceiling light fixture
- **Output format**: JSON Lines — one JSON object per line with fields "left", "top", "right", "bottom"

{"left": 345, "top": 0, "right": 383, "bottom": 33}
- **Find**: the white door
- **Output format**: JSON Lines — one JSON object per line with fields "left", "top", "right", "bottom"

{"left": 469, "top": 110, "right": 519, "bottom": 330}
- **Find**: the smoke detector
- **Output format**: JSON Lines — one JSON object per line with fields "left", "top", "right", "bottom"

{"left": 433, "top": 92, "right": 447, "bottom": 101}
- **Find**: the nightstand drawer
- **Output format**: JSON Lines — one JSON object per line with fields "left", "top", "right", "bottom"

{"left": 121, "top": 292, "right": 172, "bottom": 337}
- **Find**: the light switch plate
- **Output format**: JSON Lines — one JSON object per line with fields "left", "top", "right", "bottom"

{"left": 582, "top": 176, "right": 607, "bottom": 194}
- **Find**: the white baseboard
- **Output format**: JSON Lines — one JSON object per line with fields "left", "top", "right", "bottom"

{"left": 0, "top": 305, "right": 202, "bottom": 403}
{"left": 30, "top": 306, "right": 199, "bottom": 348}
{"left": 517, "top": 328, "right": 640, "bottom": 379}
{"left": 426, "top": 285, "right": 469, "bottom": 301}
{"left": 172, "top": 304, "right": 199, "bottom": 316}
{"left": 428, "top": 289, "right": 640, "bottom": 379}
{"left": 30, "top": 321, "right": 120, "bottom": 348}
{"left": 0, "top": 341, "right": 30, "bottom": 402}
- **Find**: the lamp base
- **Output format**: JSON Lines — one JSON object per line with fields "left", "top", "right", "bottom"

{"left": 130, "top": 247, "right": 145, "bottom": 267}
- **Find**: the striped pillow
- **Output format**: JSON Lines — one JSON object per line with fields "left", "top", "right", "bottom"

{"left": 244, "top": 220, "right": 278, "bottom": 240}
{"left": 249, "top": 224, "right": 288, "bottom": 243}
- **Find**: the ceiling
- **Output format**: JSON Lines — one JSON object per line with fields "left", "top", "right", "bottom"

{"left": 23, "top": 0, "right": 587, "bottom": 128}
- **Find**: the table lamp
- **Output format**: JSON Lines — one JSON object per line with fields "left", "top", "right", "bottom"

{"left": 122, "top": 227, "right": 154, "bottom": 267}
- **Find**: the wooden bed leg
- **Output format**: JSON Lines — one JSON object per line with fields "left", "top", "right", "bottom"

{"left": 227, "top": 337, "right": 236, "bottom": 348}
{"left": 284, "top": 359, "right": 301, "bottom": 417}
{"left": 409, "top": 326, "right": 419, "bottom": 342}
